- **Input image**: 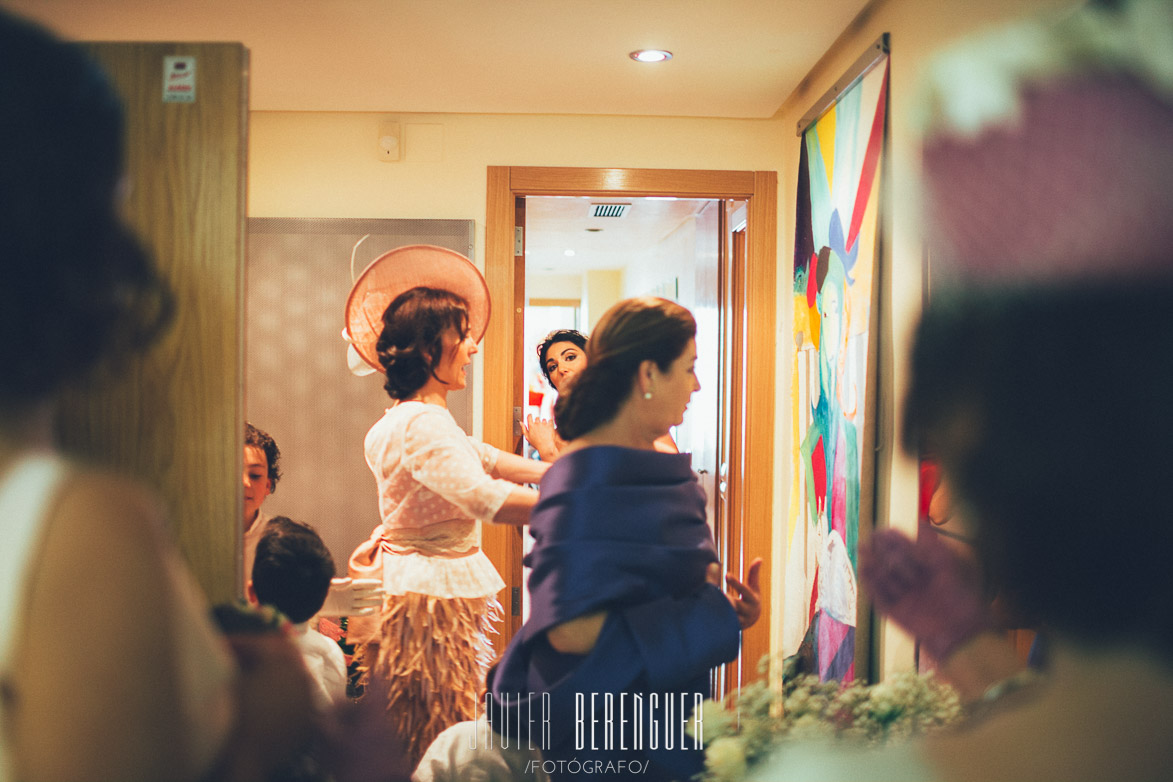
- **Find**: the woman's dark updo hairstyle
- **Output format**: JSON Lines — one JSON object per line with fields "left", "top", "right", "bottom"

{"left": 376, "top": 286, "right": 470, "bottom": 399}
{"left": 554, "top": 297, "right": 695, "bottom": 441}
{"left": 903, "top": 281, "right": 1173, "bottom": 658}
{"left": 0, "top": 12, "right": 173, "bottom": 406}
{"left": 536, "top": 328, "right": 587, "bottom": 386}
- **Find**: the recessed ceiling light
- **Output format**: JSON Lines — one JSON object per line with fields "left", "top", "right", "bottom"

{"left": 630, "top": 49, "right": 672, "bottom": 63}
{"left": 564, "top": 249, "right": 576, "bottom": 257}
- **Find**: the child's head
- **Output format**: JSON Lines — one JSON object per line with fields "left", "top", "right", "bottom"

{"left": 243, "top": 423, "right": 281, "bottom": 524}
{"left": 250, "top": 516, "right": 335, "bottom": 624}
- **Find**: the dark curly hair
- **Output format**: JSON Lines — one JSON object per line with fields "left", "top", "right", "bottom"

{"left": 554, "top": 297, "right": 695, "bottom": 441}
{"left": 251, "top": 516, "right": 336, "bottom": 624}
{"left": 245, "top": 422, "right": 282, "bottom": 490}
{"left": 904, "top": 281, "right": 1173, "bottom": 658}
{"left": 536, "top": 329, "right": 588, "bottom": 387}
{"left": 0, "top": 12, "right": 172, "bottom": 406}
{"left": 376, "top": 287, "right": 470, "bottom": 400}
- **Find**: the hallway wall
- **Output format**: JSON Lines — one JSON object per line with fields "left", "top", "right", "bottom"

{"left": 249, "top": 110, "right": 785, "bottom": 438}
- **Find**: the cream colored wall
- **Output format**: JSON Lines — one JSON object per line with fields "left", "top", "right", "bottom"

{"left": 249, "top": 111, "right": 785, "bottom": 442}
{"left": 622, "top": 217, "right": 696, "bottom": 304}
{"left": 527, "top": 272, "right": 584, "bottom": 302}
{"left": 248, "top": 0, "right": 1078, "bottom": 681}
{"left": 584, "top": 270, "right": 624, "bottom": 330}
{"left": 769, "top": 0, "right": 1077, "bottom": 678}
{"left": 249, "top": 112, "right": 785, "bottom": 221}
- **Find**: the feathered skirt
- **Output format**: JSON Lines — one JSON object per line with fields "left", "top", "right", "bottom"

{"left": 349, "top": 522, "right": 505, "bottom": 766}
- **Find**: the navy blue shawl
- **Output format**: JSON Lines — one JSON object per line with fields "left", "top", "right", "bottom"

{"left": 520, "top": 445, "right": 720, "bottom": 642}
{"left": 488, "top": 446, "right": 740, "bottom": 780}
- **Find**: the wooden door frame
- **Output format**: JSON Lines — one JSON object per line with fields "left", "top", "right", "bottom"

{"left": 483, "top": 166, "right": 776, "bottom": 677}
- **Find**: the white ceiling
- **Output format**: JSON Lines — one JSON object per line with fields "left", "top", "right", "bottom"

{"left": 8, "top": 0, "right": 871, "bottom": 275}
{"left": 8, "top": 0, "right": 870, "bottom": 118}
{"left": 525, "top": 196, "right": 713, "bottom": 273}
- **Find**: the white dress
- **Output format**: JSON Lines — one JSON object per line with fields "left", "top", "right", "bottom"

{"left": 347, "top": 402, "right": 517, "bottom": 767}
{"left": 0, "top": 452, "right": 234, "bottom": 782}
{"left": 0, "top": 455, "right": 64, "bottom": 782}
{"left": 354, "top": 401, "right": 510, "bottom": 600}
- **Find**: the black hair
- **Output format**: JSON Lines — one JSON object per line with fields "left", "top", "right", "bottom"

{"left": 376, "top": 287, "right": 470, "bottom": 400}
{"left": 251, "top": 516, "right": 336, "bottom": 624}
{"left": 245, "top": 422, "right": 282, "bottom": 490}
{"left": 536, "top": 329, "right": 588, "bottom": 386}
{"left": 0, "top": 11, "right": 173, "bottom": 406}
{"left": 904, "top": 281, "right": 1173, "bottom": 657}
{"left": 554, "top": 297, "right": 695, "bottom": 441}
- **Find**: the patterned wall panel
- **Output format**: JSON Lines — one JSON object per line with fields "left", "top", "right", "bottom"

{"left": 247, "top": 218, "right": 475, "bottom": 573}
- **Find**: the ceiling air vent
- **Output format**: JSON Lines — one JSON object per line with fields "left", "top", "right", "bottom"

{"left": 591, "top": 203, "right": 630, "bottom": 218}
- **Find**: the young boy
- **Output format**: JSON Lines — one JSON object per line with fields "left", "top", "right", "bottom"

{"left": 249, "top": 516, "right": 347, "bottom": 709}
{"left": 243, "top": 422, "right": 281, "bottom": 585}
{"left": 243, "top": 423, "right": 382, "bottom": 617}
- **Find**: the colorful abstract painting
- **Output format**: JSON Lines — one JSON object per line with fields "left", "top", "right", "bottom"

{"left": 783, "top": 56, "right": 888, "bottom": 682}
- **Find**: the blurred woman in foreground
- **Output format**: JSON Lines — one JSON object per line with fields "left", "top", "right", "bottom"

{"left": 0, "top": 11, "right": 313, "bottom": 781}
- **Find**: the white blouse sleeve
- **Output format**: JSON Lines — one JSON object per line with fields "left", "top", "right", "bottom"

{"left": 402, "top": 408, "right": 513, "bottom": 522}
{"left": 470, "top": 437, "right": 501, "bottom": 473}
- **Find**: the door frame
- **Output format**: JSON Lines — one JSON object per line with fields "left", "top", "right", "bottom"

{"left": 482, "top": 166, "right": 777, "bottom": 680}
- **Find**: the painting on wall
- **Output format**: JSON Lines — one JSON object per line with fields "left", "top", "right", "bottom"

{"left": 783, "top": 49, "right": 889, "bottom": 682}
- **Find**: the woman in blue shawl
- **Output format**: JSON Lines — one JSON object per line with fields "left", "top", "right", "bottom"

{"left": 488, "top": 296, "right": 760, "bottom": 781}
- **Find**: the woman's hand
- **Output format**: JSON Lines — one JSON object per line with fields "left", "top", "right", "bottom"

{"left": 522, "top": 414, "right": 563, "bottom": 462}
{"left": 709, "top": 558, "right": 762, "bottom": 630}
{"left": 547, "top": 611, "right": 608, "bottom": 655}
{"left": 724, "top": 557, "right": 762, "bottom": 629}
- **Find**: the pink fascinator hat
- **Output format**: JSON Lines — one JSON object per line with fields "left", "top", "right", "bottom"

{"left": 344, "top": 244, "right": 490, "bottom": 374}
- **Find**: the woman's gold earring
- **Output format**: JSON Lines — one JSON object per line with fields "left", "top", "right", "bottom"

{"left": 643, "top": 391, "right": 652, "bottom": 400}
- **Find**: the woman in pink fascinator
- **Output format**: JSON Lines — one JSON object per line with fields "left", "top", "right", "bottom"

{"left": 343, "top": 246, "right": 548, "bottom": 767}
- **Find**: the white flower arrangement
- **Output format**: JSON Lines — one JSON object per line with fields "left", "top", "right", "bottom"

{"left": 692, "top": 658, "right": 962, "bottom": 782}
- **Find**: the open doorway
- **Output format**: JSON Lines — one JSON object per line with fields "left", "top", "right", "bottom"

{"left": 481, "top": 166, "right": 777, "bottom": 693}
{"left": 521, "top": 196, "right": 719, "bottom": 458}
{"left": 517, "top": 195, "right": 722, "bottom": 624}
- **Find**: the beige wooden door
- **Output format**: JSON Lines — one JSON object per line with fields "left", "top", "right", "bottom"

{"left": 56, "top": 43, "right": 249, "bottom": 604}
{"left": 717, "top": 219, "right": 752, "bottom": 696}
